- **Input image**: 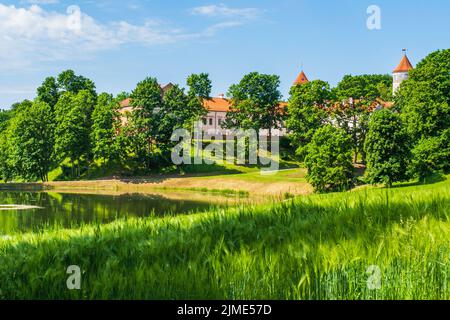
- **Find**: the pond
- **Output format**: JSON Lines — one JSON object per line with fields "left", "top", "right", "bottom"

{"left": 0, "top": 190, "right": 256, "bottom": 235}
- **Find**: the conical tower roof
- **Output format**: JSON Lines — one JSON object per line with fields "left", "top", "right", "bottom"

{"left": 393, "top": 54, "right": 414, "bottom": 73}
{"left": 294, "top": 70, "right": 309, "bottom": 85}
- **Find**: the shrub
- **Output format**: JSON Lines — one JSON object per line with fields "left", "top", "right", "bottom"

{"left": 305, "top": 125, "right": 354, "bottom": 193}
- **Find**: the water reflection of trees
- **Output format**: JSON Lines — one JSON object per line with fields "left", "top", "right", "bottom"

{"left": 0, "top": 192, "right": 215, "bottom": 234}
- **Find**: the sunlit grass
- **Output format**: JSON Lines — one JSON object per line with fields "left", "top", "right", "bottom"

{"left": 0, "top": 176, "right": 448, "bottom": 299}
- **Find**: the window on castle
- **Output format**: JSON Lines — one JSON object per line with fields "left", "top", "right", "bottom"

{"left": 202, "top": 118, "right": 207, "bottom": 125}
{"left": 209, "top": 118, "right": 213, "bottom": 125}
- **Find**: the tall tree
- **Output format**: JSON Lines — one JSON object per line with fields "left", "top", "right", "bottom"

{"left": 225, "top": 72, "right": 283, "bottom": 141}
{"left": 54, "top": 90, "right": 96, "bottom": 177}
{"left": 364, "top": 109, "right": 410, "bottom": 187}
{"left": 91, "top": 93, "right": 120, "bottom": 164}
{"left": 129, "top": 77, "right": 163, "bottom": 169}
{"left": 333, "top": 74, "right": 393, "bottom": 163}
{"left": 286, "top": 80, "right": 330, "bottom": 159}
{"left": 396, "top": 49, "right": 450, "bottom": 141}
{"left": 0, "top": 127, "right": 14, "bottom": 182}
{"left": 9, "top": 101, "right": 54, "bottom": 181}
{"left": 57, "top": 69, "right": 97, "bottom": 97}
{"left": 37, "top": 76, "right": 59, "bottom": 109}
{"left": 158, "top": 85, "right": 190, "bottom": 150}
{"left": 187, "top": 73, "right": 212, "bottom": 99}
{"left": 186, "top": 73, "right": 210, "bottom": 127}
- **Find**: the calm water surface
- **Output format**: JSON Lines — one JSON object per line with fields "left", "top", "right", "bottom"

{"left": 0, "top": 191, "right": 252, "bottom": 234}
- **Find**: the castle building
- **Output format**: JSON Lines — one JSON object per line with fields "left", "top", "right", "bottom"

{"left": 200, "top": 70, "right": 308, "bottom": 136}
{"left": 393, "top": 53, "right": 414, "bottom": 94}
{"left": 119, "top": 54, "right": 410, "bottom": 135}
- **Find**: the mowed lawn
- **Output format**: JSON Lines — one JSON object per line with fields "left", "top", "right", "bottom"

{"left": 0, "top": 175, "right": 448, "bottom": 299}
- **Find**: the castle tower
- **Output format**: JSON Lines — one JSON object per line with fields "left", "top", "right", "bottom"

{"left": 393, "top": 52, "right": 414, "bottom": 94}
{"left": 294, "top": 70, "right": 309, "bottom": 86}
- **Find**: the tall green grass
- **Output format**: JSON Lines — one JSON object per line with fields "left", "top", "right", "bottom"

{"left": 0, "top": 178, "right": 449, "bottom": 299}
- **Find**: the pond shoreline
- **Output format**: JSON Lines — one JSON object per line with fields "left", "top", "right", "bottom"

{"left": 0, "top": 169, "right": 312, "bottom": 197}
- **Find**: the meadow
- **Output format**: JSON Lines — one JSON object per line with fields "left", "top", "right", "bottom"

{"left": 0, "top": 175, "right": 449, "bottom": 300}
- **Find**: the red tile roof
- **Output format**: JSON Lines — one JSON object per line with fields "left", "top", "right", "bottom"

{"left": 121, "top": 96, "right": 286, "bottom": 113}
{"left": 393, "top": 55, "right": 414, "bottom": 73}
{"left": 119, "top": 98, "right": 131, "bottom": 108}
{"left": 294, "top": 70, "right": 309, "bottom": 85}
{"left": 203, "top": 97, "right": 232, "bottom": 112}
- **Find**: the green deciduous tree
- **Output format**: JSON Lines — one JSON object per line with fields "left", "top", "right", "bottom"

{"left": 187, "top": 73, "right": 212, "bottom": 99}
{"left": 129, "top": 77, "right": 163, "bottom": 169}
{"left": 54, "top": 90, "right": 96, "bottom": 177}
{"left": 364, "top": 109, "right": 410, "bottom": 187}
{"left": 333, "top": 74, "right": 393, "bottom": 163}
{"left": 408, "top": 129, "right": 450, "bottom": 180}
{"left": 91, "top": 93, "right": 120, "bottom": 164}
{"left": 37, "top": 76, "right": 59, "bottom": 109}
{"left": 158, "top": 85, "right": 191, "bottom": 151}
{"left": 57, "top": 69, "right": 97, "bottom": 97}
{"left": 225, "top": 72, "right": 283, "bottom": 141}
{"left": 396, "top": 49, "right": 450, "bottom": 140}
{"left": 9, "top": 101, "right": 54, "bottom": 181}
{"left": 0, "top": 110, "right": 12, "bottom": 133}
{"left": 305, "top": 125, "right": 354, "bottom": 193}
{"left": 0, "top": 128, "right": 14, "bottom": 182}
{"left": 286, "top": 80, "right": 330, "bottom": 159}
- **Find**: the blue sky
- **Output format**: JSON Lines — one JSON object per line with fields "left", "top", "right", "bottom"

{"left": 0, "top": 0, "right": 449, "bottom": 108}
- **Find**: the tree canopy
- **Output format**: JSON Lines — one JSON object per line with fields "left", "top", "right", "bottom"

{"left": 364, "top": 109, "right": 410, "bottom": 187}
{"left": 286, "top": 80, "right": 330, "bottom": 158}
{"left": 305, "top": 125, "right": 354, "bottom": 192}
{"left": 9, "top": 101, "right": 54, "bottom": 181}
{"left": 225, "top": 72, "right": 283, "bottom": 139}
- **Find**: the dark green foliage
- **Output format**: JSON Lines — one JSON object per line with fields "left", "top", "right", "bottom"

{"left": 395, "top": 49, "right": 450, "bottom": 179}
{"left": 334, "top": 74, "right": 393, "bottom": 102}
{"left": 396, "top": 49, "right": 450, "bottom": 140}
{"left": 57, "top": 69, "right": 97, "bottom": 97}
{"left": 37, "top": 77, "right": 59, "bottom": 108}
{"left": 10, "top": 100, "right": 32, "bottom": 115}
{"left": 0, "top": 129, "right": 14, "bottom": 182}
{"left": 364, "top": 109, "right": 410, "bottom": 187}
{"left": 286, "top": 80, "right": 330, "bottom": 159}
{"left": 158, "top": 85, "right": 194, "bottom": 151}
{"left": 54, "top": 90, "right": 96, "bottom": 176}
{"left": 333, "top": 74, "right": 393, "bottom": 163}
{"left": 0, "top": 109, "right": 12, "bottom": 133}
{"left": 129, "top": 77, "right": 163, "bottom": 168}
{"left": 9, "top": 101, "right": 54, "bottom": 181}
{"left": 186, "top": 73, "right": 212, "bottom": 99}
{"left": 409, "top": 129, "right": 450, "bottom": 180}
{"left": 305, "top": 125, "right": 354, "bottom": 192}
{"left": 91, "top": 93, "right": 120, "bottom": 164}
{"left": 225, "top": 72, "right": 283, "bottom": 138}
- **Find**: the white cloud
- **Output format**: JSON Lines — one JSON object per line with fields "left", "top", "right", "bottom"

{"left": 0, "top": 4, "right": 177, "bottom": 70}
{"left": 0, "top": 4, "right": 260, "bottom": 71}
{"left": 189, "top": 4, "right": 260, "bottom": 20}
{"left": 22, "top": 0, "right": 59, "bottom": 4}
